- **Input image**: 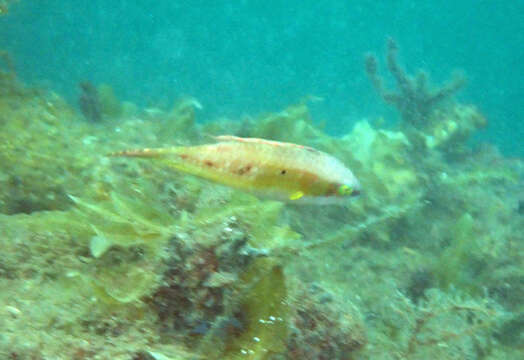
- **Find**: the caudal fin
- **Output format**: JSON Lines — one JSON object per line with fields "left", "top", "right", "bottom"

{"left": 108, "top": 147, "right": 175, "bottom": 158}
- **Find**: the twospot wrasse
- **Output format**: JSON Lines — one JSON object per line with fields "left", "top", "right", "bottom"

{"left": 110, "top": 135, "right": 361, "bottom": 205}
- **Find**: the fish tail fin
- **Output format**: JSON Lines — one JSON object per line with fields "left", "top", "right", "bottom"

{"left": 108, "top": 147, "right": 197, "bottom": 177}
{"left": 108, "top": 147, "right": 180, "bottom": 159}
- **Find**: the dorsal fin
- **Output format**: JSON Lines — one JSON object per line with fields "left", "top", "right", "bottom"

{"left": 213, "top": 135, "right": 319, "bottom": 153}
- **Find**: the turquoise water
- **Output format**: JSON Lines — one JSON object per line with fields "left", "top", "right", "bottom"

{"left": 1, "top": 1, "right": 523, "bottom": 154}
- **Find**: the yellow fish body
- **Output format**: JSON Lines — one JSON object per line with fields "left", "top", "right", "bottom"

{"left": 110, "top": 136, "right": 361, "bottom": 204}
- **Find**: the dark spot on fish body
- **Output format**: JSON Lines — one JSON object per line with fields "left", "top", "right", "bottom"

{"left": 325, "top": 184, "right": 338, "bottom": 197}
{"left": 280, "top": 169, "right": 287, "bottom": 175}
{"left": 204, "top": 160, "right": 214, "bottom": 167}
{"left": 236, "top": 164, "right": 252, "bottom": 175}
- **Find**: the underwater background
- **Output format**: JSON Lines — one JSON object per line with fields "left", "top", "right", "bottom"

{"left": 2, "top": 0, "right": 523, "bottom": 155}
{"left": 1, "top": 1, "right": 523, "bottom": 359}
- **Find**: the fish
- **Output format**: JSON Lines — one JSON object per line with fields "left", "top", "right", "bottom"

{"left": 109, "top": 135, "right": 361, "bottom": 204}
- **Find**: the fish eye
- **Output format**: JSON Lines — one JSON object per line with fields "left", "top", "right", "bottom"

{"left": 337, "top": 184, "right": 353, "bottom": 196}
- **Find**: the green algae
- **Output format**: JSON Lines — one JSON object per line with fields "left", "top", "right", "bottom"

{"left": 65, "top": 188, "right": 177, "bottom": 305}
{"left": 159, "top": 97, "right": 202, "bottom": 142}
{"left": 92, "top": 264, "right": 157, "bottom": 304}
{"left": 221, "top": 259, "right": 289, "bottom": 359}
{"left": 248, "top": 103, "right": 331, "bottom": 148}
{"left": 434, "top": 213, "right": 480, "bottom": 293}
{"left": 343, "top": 120, "right": 419, "bottom": 201}
{"left": 97, "top": 83, "right": 124, "bottom": 120}
{"left": 70, "top": 189, "right": 174, "bottom": 252}
{"left": 0, "top": 77, "right": 92, "bottom": 214}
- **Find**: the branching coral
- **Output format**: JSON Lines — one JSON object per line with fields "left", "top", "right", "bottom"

{"left": 365, "top": 38, "right": 466, "bottom": 130}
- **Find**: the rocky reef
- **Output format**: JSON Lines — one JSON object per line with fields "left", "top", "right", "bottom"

{"left": 0, "top": 45, "right": 523, "bottom": 360}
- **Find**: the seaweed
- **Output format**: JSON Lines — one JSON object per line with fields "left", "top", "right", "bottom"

{"left": 97, "top": 83, "right": 124, "bottom": 119}
{"left": 364, "top": 287, "right": 504, "bottom": 359}
{"left": 365, "top": 39, "right": 489, "bottom": 153}
{"left": 365, "top": 38, "right": 466, "bottom": 130}
{"left": 157, "top": 97, "right": 202, "bottom": 142}
{"left": 434, "top": 213, "right": 479, "bottom": 292}
{"left": 405, "top": 269, "right": 435, "bottom": 304}
{"left": 0, "top": 77, "right": 85, "bottom": 214}
{"left": 218, "top": 259, "right": 289, "bottom": 359}
{"left": 78, "top": 82, "right": 126, "bottom": 122}
{"left": 78, "top": 81, "right": 102, "bottom": 122}
{"left": 247, "top": 102, "right": 331, "bottom": 148}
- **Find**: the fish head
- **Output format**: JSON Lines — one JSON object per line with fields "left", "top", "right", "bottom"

{"left": 292, "top": 169, "right": 361, "bottom": 205}
{"left": 328, "top": 174, "right": 361, "bottom": 204}
{"left": 323, "top": 156, "right": 362, "bottom": 200}
{"left": 335, "top": 181, "right": 361, "bottom": 198}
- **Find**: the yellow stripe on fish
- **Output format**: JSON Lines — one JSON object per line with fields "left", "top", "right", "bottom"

{"left": 110, "top": 136, "right": 361, "bottom": 204}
